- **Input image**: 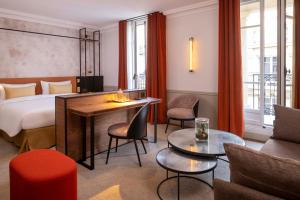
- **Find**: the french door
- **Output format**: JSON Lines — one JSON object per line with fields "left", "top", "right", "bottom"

{"left": 241, "top": 0, "right": 294, "bottom": 126}
{"left": 127, "top": 19, "right": 147, "bottom": 90}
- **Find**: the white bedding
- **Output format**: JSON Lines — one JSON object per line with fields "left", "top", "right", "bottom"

{"left": 0, "top": 95, "right": 59, "bottom": 137}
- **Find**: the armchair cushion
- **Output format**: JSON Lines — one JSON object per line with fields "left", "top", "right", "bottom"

{"left": 224, "top": 143, "right": 300, "bottom": 200}
{"left": 167, "top": 108, "right": 195, "bottom": 119}
{"left": 273, "top": 105, "right": 300, "bottom": 143}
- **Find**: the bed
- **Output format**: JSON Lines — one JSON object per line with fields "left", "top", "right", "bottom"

{"left": 0, "top": 76, "right": 77, "bottom": 152}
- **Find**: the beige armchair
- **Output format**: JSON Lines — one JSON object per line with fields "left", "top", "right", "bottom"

{"left": 165, "top": 95, "right": 199, "bottom": 133}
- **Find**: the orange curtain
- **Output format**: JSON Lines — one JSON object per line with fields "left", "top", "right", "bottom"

{"left": 294, "top": 0, "right": 300, "bottom": 108}
{"left": 218, "top": 0, "right": 244, "bottom": 137}
{"left": 146, "top": 12, "right": 167, "bottom": 124}
{"left": 118, "top": 20, "right": 128, "bottom": 90}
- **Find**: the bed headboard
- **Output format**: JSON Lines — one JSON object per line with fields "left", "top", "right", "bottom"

{"left": 0, "top": 76, "right": 77, "bottom": 94}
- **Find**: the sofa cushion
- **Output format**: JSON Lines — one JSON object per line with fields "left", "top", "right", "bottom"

{"left": 214, "top": 179, "right": 283, "bottom": 200}
{"left": 167, "top": 108, "right": 195, "bottom": 119}
{"left": 261, "top": 138, "right": 300, "bottom": 161}
{"left": 273, "top": 105, "right": 300, "bottom": 143}
{"left": 224, "top": 143, "right": 300, "bottom": 200}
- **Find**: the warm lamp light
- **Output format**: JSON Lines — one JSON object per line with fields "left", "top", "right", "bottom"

{"left": 113, "top": 89, "right": 129, "bottom": 103}
{"left": 189, "top": 37, "right": 194, "bottom": 72}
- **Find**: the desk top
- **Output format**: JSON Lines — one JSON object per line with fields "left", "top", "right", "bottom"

{"left": 56, "top": 89, "right": 145, "bottom": 99}
{"left": 69, "top": 97, "right": 160, "bottom": 117}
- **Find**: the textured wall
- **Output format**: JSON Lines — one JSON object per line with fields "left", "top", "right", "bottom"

{"left": 0, "top": 17, "right": 81, "bottom": 78}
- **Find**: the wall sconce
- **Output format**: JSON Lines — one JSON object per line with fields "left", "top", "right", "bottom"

{"left": 189, "top": 37, "right": 194, "bottom": 72}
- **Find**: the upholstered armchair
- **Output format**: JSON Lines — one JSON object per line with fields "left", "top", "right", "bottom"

{"left": 165, "top": 95, "right": 199, "bottom": 133}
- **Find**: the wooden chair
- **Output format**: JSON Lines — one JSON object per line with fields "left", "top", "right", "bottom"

{"left": 165, "top": 95, "right": 199, "bottom": 133}
{"left": 105, "top": 103, "right": 149, "bottom": 167}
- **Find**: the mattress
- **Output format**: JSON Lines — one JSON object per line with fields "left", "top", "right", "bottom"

{"left": 0, "top": 94, "right": 60, "bottom": 137}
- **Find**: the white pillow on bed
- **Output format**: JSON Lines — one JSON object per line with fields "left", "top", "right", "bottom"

{"left": 41, "top": 80, "right": 71, "bottom": 94}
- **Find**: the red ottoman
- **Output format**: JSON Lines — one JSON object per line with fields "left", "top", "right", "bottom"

{"left": 10, "top": 149, "right": 77, "bottom": 200}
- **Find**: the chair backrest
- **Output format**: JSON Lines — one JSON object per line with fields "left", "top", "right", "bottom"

{"left": 127, "top": 103, "right": 150, "bottom": 139}
{"left": 168, "top": 95, "right": 199, "bottom": 110}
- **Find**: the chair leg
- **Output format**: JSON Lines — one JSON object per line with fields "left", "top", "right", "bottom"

{"left": 106, "top": 136, "right": 112, "bottom": 164}
{"left": 180, "top": 120, "right": 183, "bottom": 128}
{"left": 165, "top": 118, "right": 170, "bottom": 133}
{"left": 182, "top": 121, "right": 185, "bottom": 129}
{"left": 115, "top": 138, "right": 118, "bottom": 152}
{"left": 134, "top": 139, "right": 142, "bottom": 167}
{"left": 140, "top": 139, "right": 147, "bottom": 154}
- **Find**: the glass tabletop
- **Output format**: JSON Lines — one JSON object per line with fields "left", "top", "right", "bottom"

{"left": 168, "top": 128, "right": 245, "bottom": 157}
{"left": 156, "top": 148, "right": 217, "bottom": 174}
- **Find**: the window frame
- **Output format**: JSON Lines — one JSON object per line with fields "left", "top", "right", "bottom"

{"left": 241, "top": 0, "right": 293, "bottom": 126}
{"left": 127, "top": 19, "right": 147, "bottom": 90}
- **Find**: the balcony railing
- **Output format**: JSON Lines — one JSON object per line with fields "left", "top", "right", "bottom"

{"left": 136, "top": 74, "right": 146, "bottom": 89}
{"left": 244, "top": 73, "right": 292, "bottom": 116}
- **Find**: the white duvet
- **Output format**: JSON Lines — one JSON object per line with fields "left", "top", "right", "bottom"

{"left": 0, "top": 95, "right": 58, "bottom": 137}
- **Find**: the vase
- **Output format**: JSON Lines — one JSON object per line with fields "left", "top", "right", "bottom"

{"left": 195, "top": 118, "right": 209, "bottom": 142}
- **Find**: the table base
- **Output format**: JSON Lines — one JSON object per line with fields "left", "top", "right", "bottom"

{"left": 157, "top": 170, "right": 214, "bottom": 200}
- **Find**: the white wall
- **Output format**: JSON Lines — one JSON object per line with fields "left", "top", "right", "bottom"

{"left": 100, "top": 4, "right": 219, "bottom": 93}
{"left": 100, "top": 26, "right": 119, "bottom": 87}
{"left": 166, "top": 6, "right": 218, "bottom": 93}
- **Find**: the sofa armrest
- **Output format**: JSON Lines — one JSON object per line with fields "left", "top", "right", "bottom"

{"left": 214, "top": 179, "right": 283, "bottom": 200}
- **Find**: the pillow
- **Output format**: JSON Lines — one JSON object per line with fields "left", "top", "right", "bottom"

{"left": 2, "top": 83, "right": 36, "bottom": 88}
{"left": 2, "top": 83, "right": 36, "bottom": 100}
{"left": 0, "top": 84, "right": 5, "bottom": 100}
{"left": 4, "top": 85, "right": 36, "bottom": 99}
{"left": 273, "top": 104, "right": 300, "bottom": 143}
{"left": 49, "top": 83, "right": 72, "bottom": 94}
{"left": 41, "top": 80, "right": 71, "bottom": 94}
{"left": 224, "top": 143, "right": 300, "bottom": 200}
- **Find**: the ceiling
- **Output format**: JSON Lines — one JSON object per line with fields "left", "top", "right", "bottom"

{"left": 0, "top": 0, "right": 205, "bottom": 27}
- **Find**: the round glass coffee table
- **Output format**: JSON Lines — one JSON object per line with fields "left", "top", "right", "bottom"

{"left": 156, "top": 128, "right": 245, "bottom": 199}
{"left": 168, "top": 128, "right": 245, "bottom": 159}
{"left": 156, "top": 148, "right": 217, "bottom": 200}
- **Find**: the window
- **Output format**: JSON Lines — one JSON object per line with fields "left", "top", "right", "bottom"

{"left": 241, "top": 1, "right": 261, "bottom": 111}
{"left": 241, "top": 0, "right": 294, "bottom": 126}
{"left": 263, "top": 56, "right": 277, "bottom": 74}
{"left": 127, "top": 19, "right": 147, "bottom": 90}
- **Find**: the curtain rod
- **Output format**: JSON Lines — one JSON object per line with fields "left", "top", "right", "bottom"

{"left": 125, "top": 11, "right": 160, "bottom": 22}
{"left": 0, "top": 27, "right": 100, "bottom": 41}
{"left": 126, "top": 14, "right": 148, "bottom": 22}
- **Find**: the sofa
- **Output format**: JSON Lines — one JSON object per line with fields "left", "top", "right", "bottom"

{"left": 214, "top": 105, "right": 300, "bottom": 200}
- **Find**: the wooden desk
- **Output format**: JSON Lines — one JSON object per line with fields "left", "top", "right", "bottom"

{"left": 69, "top": 97, "right": 160, "bottom": 170}
{"left": 69, "top": 97, "right": 160, "bottom": 117}
{"left": 56, "top": 89, "right": 146, "bottom": 160}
